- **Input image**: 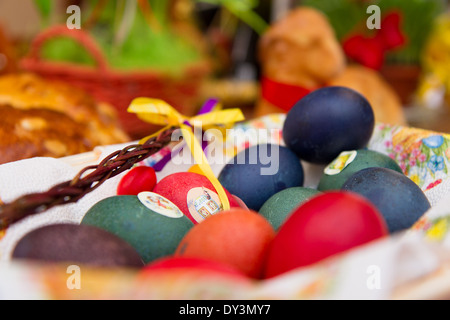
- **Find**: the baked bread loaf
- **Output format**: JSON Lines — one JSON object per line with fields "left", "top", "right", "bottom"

{"left": 258, "top": 7, "right": 345, "bottom": 89}
{"left": 329, "top": 65, "right": 407, "bottom": 125}
{"left": 0, "top": 73, "right": 130, "bottom": 164}
{"left": 254, "top": 7, "right": 345, "bottom": 117}
{"left": 0, "top": 27, "right": 17, "bottom": 75}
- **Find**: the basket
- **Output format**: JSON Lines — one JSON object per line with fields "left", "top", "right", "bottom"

{"left": 20, "top": 25, "right": 211, "bottom": 140}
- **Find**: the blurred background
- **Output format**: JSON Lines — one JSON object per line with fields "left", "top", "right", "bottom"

{"left": 0, "top": 0, "right": 449, "bottom": 141}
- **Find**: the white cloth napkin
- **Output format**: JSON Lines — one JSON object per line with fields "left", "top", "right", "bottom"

{"left": 0, "top": 156, "right": 126, "bottom": 262}
{"left": 0, "top": 140, "right": 199, "bottom": 262}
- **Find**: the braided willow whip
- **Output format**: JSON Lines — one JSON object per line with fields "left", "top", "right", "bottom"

{"left": 0, "top": 126, "right": 177, "bottom": 231}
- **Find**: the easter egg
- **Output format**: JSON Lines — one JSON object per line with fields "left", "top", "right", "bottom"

{"left": 282, "top": 86, "right": 375, "bottom": 164}
{"left": 218, "top": 144, "right": 304, "bottom": 211}
{"left": 264, "top": 191, "right": 388, "bottom": 278}
{"left": 341, "top": 167, "right": 431, "bottom": 233}
{"left": 317, "top": 149, "right": 403, "bottom": 191}
{"left": 81, "top": 193, "right": 194, "bottom": 264}
{"left": 12, "top": 223, "right": 144, "bottom": 268}
{"left": 142, "top": 256, "right": 248, "bottom": 279}
{"left": 152, "top": 172, "right": 241, "bottom": 224}
{"left": 117, "top": 165, "right": 157, "bottom": 195}
{"left": 232, "top": 195, "right": 249, "bottom": 210}
{"left": 259, "top": 187, "right": 321, "bottom": 230}
{"left": 175, "top": 208, "right": 276, "bottom": 278}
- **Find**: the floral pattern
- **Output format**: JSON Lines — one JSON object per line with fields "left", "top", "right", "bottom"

{"left": 411, "top": 208, "right": 450, "bottom": 244}
{"left": 424, "top": 216, "right": 449, "bottom": 242}
{"left": 369, "top": 123, "right": 450, "bottom": 191}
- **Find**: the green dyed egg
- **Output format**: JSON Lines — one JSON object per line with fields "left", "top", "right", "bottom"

{"left": 317, "top": 149, "right": 403, "bottom": 191}
{"left": 259, "top": 187, "right": 320, "bottom": 230}
{"left": 81, "top": 193, "right": 194, "bottom": 264}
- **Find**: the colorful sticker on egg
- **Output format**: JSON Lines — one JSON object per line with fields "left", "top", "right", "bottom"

{"left": 187, "top": 187, "right": 222, "bottom": 223}
{"left": 323, "top": 151, "right": 357, "bottom": 175}
{"left": 138, "top": 192, "right": 184, "bottom": 218}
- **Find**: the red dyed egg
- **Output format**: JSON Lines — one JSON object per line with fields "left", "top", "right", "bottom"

{"left": 142, "top": 256, "right": 248, "bottom": 279}
{"left": 264, "top": 191, "right": 388, "bottom": 278}
{"left": 117, "top": 166, "right": 157, "bottom": 195}
{"left": 175, "top": 209, "right": 275, "bottom": 279}
{"left": 152, "top": 172, "right": 242, "bottom": 224}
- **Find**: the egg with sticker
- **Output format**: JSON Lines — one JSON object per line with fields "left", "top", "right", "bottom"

{"left": 81, "top": 193, "right": 194, "bottom": 264}
{"left": 317, "top": 149, "right": 403, "bottom": 191}
{"left": 152, "top": 172, "right": 241, "bottom": 224}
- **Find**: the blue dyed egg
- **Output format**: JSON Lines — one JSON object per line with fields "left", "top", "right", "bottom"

{"left": 282, "top": 86, "right": 375, "bottom": 164}
{"left": 218, "top": 144, "right": 304, "bottom": 211}
{"left": 341, "top": 167, "right": 431, "bottom": 233}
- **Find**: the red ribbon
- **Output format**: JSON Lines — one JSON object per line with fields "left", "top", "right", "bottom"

{"left": 342, "top": 11, "right": 407, "bottom": 70}
{"left": 261, "top": 77, "right": 315, "bottom": 112}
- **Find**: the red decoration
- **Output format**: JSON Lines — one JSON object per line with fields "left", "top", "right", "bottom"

{"left": 375, "top": 11, "right": 407, "bottom": 50}
{"left": 342, "top": 11, "right": 407, "bottom": 70}
{"left": 261, "top": 77, "right": 315, "bottom": 112}
{"left": 425, "top": 179, "right": 442, "bottom": 191}
{"left": 343, "top": 34, "right": 385, "bottom": 70}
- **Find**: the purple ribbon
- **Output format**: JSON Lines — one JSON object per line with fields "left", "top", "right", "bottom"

{"left": 152, "top": 98, "right": 219, "bottom": 172}
{"left": 198, "top": 97, "right": 219, "bottom": 115}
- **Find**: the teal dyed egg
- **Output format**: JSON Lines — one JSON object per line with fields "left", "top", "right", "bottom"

{"left": 81, "top": 193, "right": 194, "bottom": 264}
{"left": 317, "top": 149, "right": 403, "bottom": 191}
{"left": 259, "top": 187, "right": 320, "bottom": 230}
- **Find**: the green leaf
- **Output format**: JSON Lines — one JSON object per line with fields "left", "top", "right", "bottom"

{"left": 195, "top": 0, "right": 268, "bottom": 34}
{"left": 34, "top": 0, "right": 53, "bottom": 20}
{"left": 226, "top": 5, "right": 268, "bottom": 34}
{"left": 223, "top": 0, "right": 258, "bottom": 11}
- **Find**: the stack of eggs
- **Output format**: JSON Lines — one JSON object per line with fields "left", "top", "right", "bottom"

{"left": 11, "top": 87, "right": 432, "bottom": 283}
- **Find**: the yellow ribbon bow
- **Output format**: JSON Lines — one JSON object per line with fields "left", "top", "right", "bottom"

{"left": 127, "top": 97, "right": 245, "bottom": 211}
